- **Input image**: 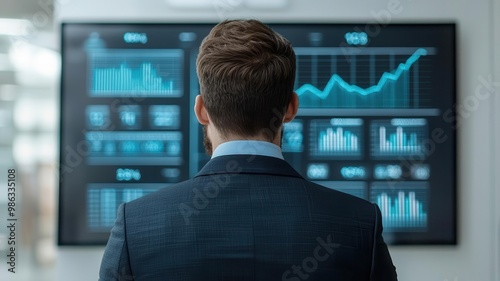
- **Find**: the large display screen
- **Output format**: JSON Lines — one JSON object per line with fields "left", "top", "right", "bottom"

{"left": 59, "top": 23, "right": 456, "bottom": 245}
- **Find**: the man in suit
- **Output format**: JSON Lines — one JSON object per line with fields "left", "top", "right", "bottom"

{"left": 99, "top": 19, "right": 397, "bottom": 280}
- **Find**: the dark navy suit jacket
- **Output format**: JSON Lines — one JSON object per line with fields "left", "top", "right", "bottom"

{"left": 99, "top": 155, "right": 397, "bottom": 280}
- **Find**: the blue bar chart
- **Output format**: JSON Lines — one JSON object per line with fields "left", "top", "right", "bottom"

{"left": 371, "top": 118, "right": 428, "bottom": 158}
{"left": 370, "top": 182, "right": 428, "bottom": 230}
{"left": 310, "top": 118, "right": 363, "bottom": 158}
{"left": 294, "top": 48, "right": 431, "bottom": 108}
{"left": 87, "top": 184, "right": 165, "bottom": 230}
{"left": 89, "top": 49, "right": 184, "bottom": 97}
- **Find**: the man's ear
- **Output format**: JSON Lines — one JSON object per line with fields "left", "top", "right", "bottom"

{"left": 194, "top": 95, "right": 210, "bottom": 125}
{"left": 283, "top": 92, "right": 299, "bottom": 123}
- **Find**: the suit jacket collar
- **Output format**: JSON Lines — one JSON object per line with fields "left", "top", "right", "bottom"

{"left": 195, "top": 155, "right": 304, "bottom": 179}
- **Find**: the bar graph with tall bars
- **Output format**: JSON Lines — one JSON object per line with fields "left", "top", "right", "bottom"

{"left": 87, "top": 184, "right": 164, "bottom": 230}
{"left": 371, "top": 118, "right": 428, "bottom": 158}
{"left": 310, "top": 118, "right": 363, "bottom": 158}
{"left": 370, "top": 182, "right": 428, "bottom": 230}
{"left": 319, "top": 127, "right": 359, "bottom": 152}
{"left": 88, "top": 49, "right": 184, "bottom": 97}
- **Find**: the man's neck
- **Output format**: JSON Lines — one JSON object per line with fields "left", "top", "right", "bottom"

{"left": 210, "top": 132, "right": 282, "bottom": 154}
{"left": 211, "top": 139, "right": 284, "bottom": 160}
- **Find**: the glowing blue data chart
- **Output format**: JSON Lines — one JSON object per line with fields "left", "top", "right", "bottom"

{"left": 282, "top": 120, "right": 304, "bottom": 153}
{"left": 374, "top": 164, "right": 403, "bottom": 180}
{"left": 118, "top": 105, "right": 141, "bottom": 129}
{"left": 85, "top": 131, "right": 183, "bottom": 165}
{"left": 340, "top": 166, "right": 367, "bottom": 180}
{"left": 88, "top": 49, "right": 184, "bottom": 97}
{"left": 370, "top": 182, "right": 428, "bottom": 231}
{"left": 371, "top": 118, "right": 428, "bottom": 158}
{"left": 149, "top": 105, "right": 180, "bottom": 129}
{"left": 310, "top": 118, "right": 363, "bottom": 158}
{"left": 314, "top": 181, "right": 367, "bottom": 200}
{"left": 294, "top": 47, "right": 434, "bottom": 109}
{"left": 86, "top": 105, "right": 110, "bottom": 129}
{"left": 87, "top": 183, "right": 166, "bottom": 230}
{"left": 307, "top": 163, "right": 329, "bottom": 180}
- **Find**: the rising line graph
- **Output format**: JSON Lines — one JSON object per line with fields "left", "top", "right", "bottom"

{"left": 296, "top": 48, "right": 428, "bottom": 108}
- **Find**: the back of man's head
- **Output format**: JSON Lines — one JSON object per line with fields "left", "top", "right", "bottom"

{"left": 196, "top": 19, "right": 296, "bottom": 141}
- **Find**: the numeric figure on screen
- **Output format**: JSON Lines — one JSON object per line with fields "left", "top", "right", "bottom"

{"left": 99, "top": 19, "right": 397, "bottom": 281}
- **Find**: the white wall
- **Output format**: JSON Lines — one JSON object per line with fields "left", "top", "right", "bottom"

{"left": 56, "top": 0, "right": 500, "bottom": 280}
{"left": 493, "top": 0, "right": 500, "bottom": 280}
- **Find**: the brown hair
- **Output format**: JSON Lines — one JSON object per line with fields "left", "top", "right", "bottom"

{"left": 196, "top": 19, "right": 296, "bottom": 140}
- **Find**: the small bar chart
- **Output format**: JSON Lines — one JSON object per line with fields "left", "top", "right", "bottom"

{"left": 370, "top": 182, "right": 428, "bottom": 231}
{"left": 310, "top": 118, "right": 363, "bottom": 158}
{"left": 87, "top": 184, "right": 164, "bottom": 230}
{"left": 88, "top": 49, "right": 184, "bottom": 97}
{"left": 371, "top": 118, "right": 428, "bottom": 158}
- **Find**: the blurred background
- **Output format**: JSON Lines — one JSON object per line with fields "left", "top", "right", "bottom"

{"left": 0, "top": 0, "right": 58, "bottom": 280}
{"left": 0, "top": 0, "right": 499, "bottom": 280}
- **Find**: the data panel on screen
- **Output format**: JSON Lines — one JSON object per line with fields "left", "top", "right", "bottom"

{"left": 59, "top": 23, "right": 456, "bottom": 245}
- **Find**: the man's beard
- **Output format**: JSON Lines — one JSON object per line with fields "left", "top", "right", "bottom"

{"left": 280, "top": 129, "right": 283, "bottom": 148}
{"left": 203, "top": 125, "right": 213, "bottom": 156}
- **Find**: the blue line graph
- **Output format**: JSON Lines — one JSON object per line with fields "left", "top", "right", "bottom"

{"left": 296, "top": 48, "right": 428, "bottom": 108}
{"left": 297, "top": 48, "right": 426, "bottom": 97}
